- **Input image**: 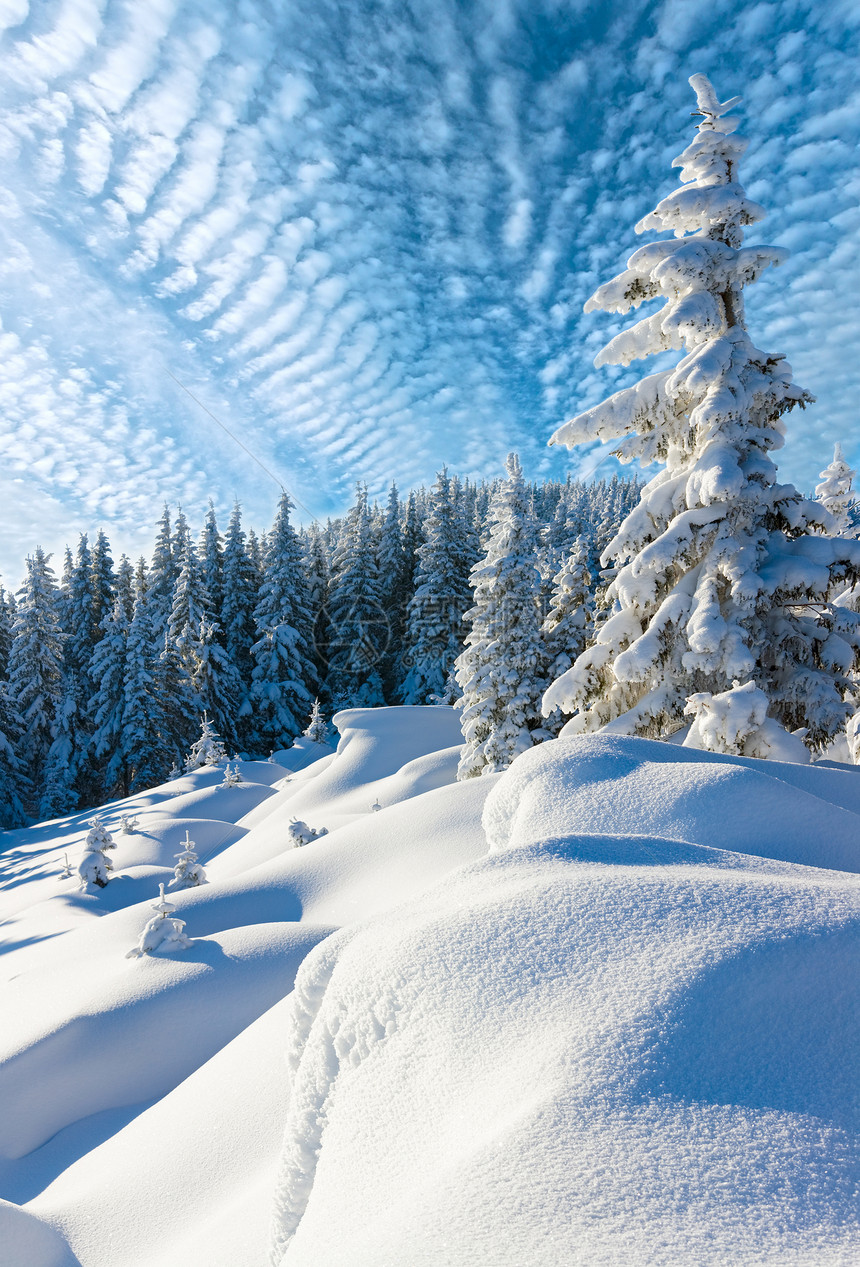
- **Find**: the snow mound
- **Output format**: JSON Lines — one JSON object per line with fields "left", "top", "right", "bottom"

{"left": 283, "top": 706, "right": 463, "bottom": 821}
{"left": 0, "top": 922, "right": 332, "bottom": 1158}
{"left": 484, "top": 734, "right": 860, "bottom": 872}
{"left": 181, "top": 775, "right": 497, "bottom": 924}
{"left": 270, "top": 835, "right": 860, "bottom": 1266}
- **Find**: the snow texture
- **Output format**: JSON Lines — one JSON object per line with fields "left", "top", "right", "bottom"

{"left": 2, "top": 707, "right": 859, "bottom": 1267}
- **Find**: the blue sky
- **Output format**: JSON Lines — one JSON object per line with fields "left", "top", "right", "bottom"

{"left": 0, "top": 0, "right": 858, "bottom": 584}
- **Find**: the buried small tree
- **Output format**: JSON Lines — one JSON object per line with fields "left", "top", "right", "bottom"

{"left": 77, "top": 816, "right": 117, "bottom": 890}
{"left": 170, "top": 830, "right": 207, "bottom": 889}
{"left": 543, "top": 74, "right": 860, "bottom": 755}
{"left": 126, "top": 884, "right": 194, "bottom": 958}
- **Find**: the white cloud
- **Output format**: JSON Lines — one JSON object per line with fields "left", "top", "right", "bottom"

{"left": 0, "top": 0, "right": 857, "bottom": 580}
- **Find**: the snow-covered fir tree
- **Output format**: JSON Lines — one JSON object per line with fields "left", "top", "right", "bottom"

{"left": 147, "top": 505, "right": 176, "bottom": 639}
{"left": 0, "top": 584, "right": 15, "bottom": 680}
{"left": 541, "top": 540, "right": 592, "bottom": 719}
{"left": 542, "top": 74, "right": 860, "bottom": 755}
{"left": 185, "top": 714, "right": 227, "bottom": 770}
{"left": 455, "top": 455, "right": 550, "bottom": 778}
{"left": 325, "top": 485, "right": 386, "bottom": 708}
{"left": 39, "top": 677, "right": 79, "bottom": 819}
{"left": 816, "top": 444, "right": 856, "bottom": 537}
{"left": 402, "top": 469, "right": 472, "bottom": 704}
{"left": 126, "top": 884, "right": 193, "bottom": 957}
{"left": 248, "top": 492, "right": 317, "bottom": 750}
{"left": 303, "top": 699, "right": 329, "bottom": 745}
{"left": 122, "top": 577, "right": 168, "bottom": 792}
{"left": 115, "top": 554, "right": 135, "bottom": 623}
{"left": 199, "top": 503, "right": 224, "bottom": 623}
{"left": 0, "top": 680, "right": 26, "bottom": 829}
{"left": 170, "top": 830, "right": 207, "bottom": 888}
{"left": 221, "top": 503, "right": 258, "bottom": 711}
{"left": 77, "top": 815, "right": 117, "bottom": 889}
{"left": 375, "top": 484, "right": 407, "bottom": 698}
{"left": 89, "top": 595, "right": 131, "bottom": 797}
{"left": 8, "top": 549, "right": 65, "bottom": 814}
{"left": 90, "top": 529, "right": 115, "bottom": 636}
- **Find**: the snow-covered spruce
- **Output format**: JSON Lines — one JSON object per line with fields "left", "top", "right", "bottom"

{"left": 302, "top": 699, "right": 329, "bottom": 745}
{"left": 401, "top": 469, "right": 472, "bottom": 705}
{"left": 184, "top": 713, "right": 227, "bottom": 771}
{"left": 816, "top": 444, "right": 857, "bottom": 538}
{"left": 455, "top": 454, "right": 551, "bottom": 778}
{"left": 126, "top": 884, "right": 194, "bottom": 958}
{"left": 170, "top": 830, "right": 207, "bottom": 888}
{"left": 324, "top": 484, "right": 386, "bottom": 709}
{"left": 8, "top": 549, "right": 64, "bottom": 817}
{"left": 248, "top": 492, "right": 317, "bottom": 749}
{"left": 541, "top": 540, "right": 592, "bottom": 713}
{"left": 544, "top": 74, "right": 860, "bottom": 754}
{"left": 77, "top": 815, "right": 117, "bottom": 890}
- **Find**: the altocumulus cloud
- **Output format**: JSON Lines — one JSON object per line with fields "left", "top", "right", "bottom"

{"left": 0, "top": 0, "right": 858, "bottom": 580}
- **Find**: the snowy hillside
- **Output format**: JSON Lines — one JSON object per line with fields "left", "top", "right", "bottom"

{"left": 1, "top": 708, "right": 859, "bottom": 1265}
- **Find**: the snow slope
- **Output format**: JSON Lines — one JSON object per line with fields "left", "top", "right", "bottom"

{"left": 1, "top": 713, "right": 859, "bottom": 1265}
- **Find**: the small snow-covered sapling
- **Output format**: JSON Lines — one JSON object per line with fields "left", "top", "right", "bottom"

{"left": 221, "top": 760, "right": 243, "bottom": 786}
{"left": 303, "top": 699, "right": 330, "bottom": 745}
{"left": 185, "top": 713, "right": 228, "bottom": 771}
{"left": 170, "top": 830, "right": 207, "bottom": 889}
{"left": 77, "top": 816, "right": 118, "bottom": 890}
{"left": 120, "top": 814, "right": 138, "bottom": 834}
{"left": 371, "top": 799, "right": 382, "bottom": 812}
{"left": 58, "top": 852, "right": 73, "bottom": 880}
{"left": 287, "top": 818, "right": 328, "bottom": 847}
{"left": 126, "top": 884, "right": 194, "bottom": 958}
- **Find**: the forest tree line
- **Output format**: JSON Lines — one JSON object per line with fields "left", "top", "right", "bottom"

{"left": 0, "top": 470, "right": 641, "bottom": 826}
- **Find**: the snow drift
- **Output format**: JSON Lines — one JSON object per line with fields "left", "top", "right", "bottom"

{"left": 1, "top": 710, "right": 858, "bottom": 1266}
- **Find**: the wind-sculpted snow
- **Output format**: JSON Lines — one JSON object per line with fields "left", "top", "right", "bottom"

{"left": 270, "top": 775, "right": 860, "bottom": 1264}
{"left": 483, "top": 733, "right": 860, "bottom": 872}
{"left": 2, "top": 711, "right": 860, "bottom": 1265}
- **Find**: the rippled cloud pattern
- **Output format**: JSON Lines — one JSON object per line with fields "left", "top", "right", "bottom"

{"left": 0, "top": 0, "right": 858, "bottom": 576}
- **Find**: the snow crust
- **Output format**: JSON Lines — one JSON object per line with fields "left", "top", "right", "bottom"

{"left": 1, "top": 707, "right": 859, "bottom": 1266}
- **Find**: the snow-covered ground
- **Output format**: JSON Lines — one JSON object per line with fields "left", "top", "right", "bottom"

{"left": 1, "top": 707, "right": 858, "bottom": 1265}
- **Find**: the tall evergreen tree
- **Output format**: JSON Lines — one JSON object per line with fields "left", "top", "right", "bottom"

{"left": 248, "top": 492, "right": 317, "bottom": 750}
{"left": 221, "top": 502, "right": 258, "bottom": 692}
{"left": 199, "top": 502, "right": 224, "bottom": 630}
{"left": 0, "top": 585, "right": 15, "bottom": 681}
{"left": 401, "top": 469, "right": 472, "bottom": 704}
{"left": 325, "top": 486, "right": 386, "bottom": 708}
{"left": 8, "top": 549, "right": 64, "bottom": 813}
{"left": 115, "top": 554, "right": 135, "bottom": 623}
{"left": 123, "top": 578, "right": 168, "bottom": 792}
{"left": 148, "top": 504, "right": 177, "bottom": 639}
{"left": 376, "top": 483, "right": 406, "bottom": 700}
{"left": 0, "top": 678, "right": 26, "bottom": 828}
{"left": 455, "top": 455, "right": 549, "bottom": 777}
{"left": 90, "top": 529, "right": 115, "bottom": 635}
{"left": 90, "top": 595, "right": 131, "bottom": 797}
{"left": 543, "top": 74, "right": 860, "bottom": 754}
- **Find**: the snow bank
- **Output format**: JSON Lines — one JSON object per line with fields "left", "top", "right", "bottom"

{"left": 483, "top": 733, "right": 860, "bottom": 872}
{"left": 29, "top": 994, "right": 303, "bottom": 1267}
{"left": 0, "top": 922, "right": 332, "bottom": 1157}
{"left": 282, "top": 706, "right": 463, "bottom": 822}
{"left": 270, "top": 828, "right": 860, "bottom": 1265}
